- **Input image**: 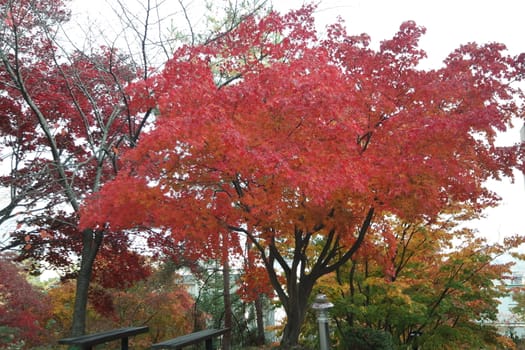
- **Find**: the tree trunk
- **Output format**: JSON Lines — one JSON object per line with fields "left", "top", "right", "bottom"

{"left": 280, "top": 303, "right": 308, "bottom": 349}
{"left": 279, "top": 279, "right": 314, "bottom": 349}
{"left": 254, "top": 295, "right": 266, "bottom": 345}
{"left": 70, "top": 229, "right": 103, "bottom": 337}
{"left": 222, "top": 240, "right": 232, "bottom": 350}
{"left": 246, "top": 208, "right": 375, "bottom": 349}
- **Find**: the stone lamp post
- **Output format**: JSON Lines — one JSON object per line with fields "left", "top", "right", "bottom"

{"left": 312, "top": 293, "right": 334, "bottom": 350}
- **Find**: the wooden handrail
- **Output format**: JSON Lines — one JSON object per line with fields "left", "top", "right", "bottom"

{"left": 58, "top": 326, "right": 149, "bottom": 350}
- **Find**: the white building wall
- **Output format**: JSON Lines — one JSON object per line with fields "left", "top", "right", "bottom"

{"left": 494, "top": 264, "right": 525, "bottom": 339}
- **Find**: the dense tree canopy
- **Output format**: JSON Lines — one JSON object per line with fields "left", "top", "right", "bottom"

{"left": 80, "top": 5, "right": 525, "bottom": 347}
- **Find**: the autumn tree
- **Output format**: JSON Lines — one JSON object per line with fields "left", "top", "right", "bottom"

{"left": 80, "top": 5, "right": 525, "bottom": 348}
{"left": 316, "top": 212, "right": 523, "bottom": 349}
{"left": 45, "top": 263, "right": 195, "bottom": 347}
{"left": 0, "top": 254, "right": 52, "bottom": 348}
{"left": 91, "top": 262, "right": 195, "bottom": 347}
{"left": 0, "top": 0, "right": 156, "bottom": 337}
{"left": 46, "top": 280, "right": 107, "bottom": 343}
{"left": 0, "top": 0, "right": 269, "bottom": 339}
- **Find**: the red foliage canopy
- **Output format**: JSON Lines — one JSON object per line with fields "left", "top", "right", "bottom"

{"left": 0, "top": 0, "right": 151, "bottom": 283}
{"left": 81, "top": 6, "right": 525, "bottom": 239}
{"left": 79, "top": 5, "right": 525, "bottom": 345}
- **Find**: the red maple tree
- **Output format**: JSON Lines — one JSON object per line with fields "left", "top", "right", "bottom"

{"left": 0, "top": 0, "right": 153, "bottom": 336}
{"left": 0, "top": 0, "right": 272, "bottom": 339}
{"left": 80, "top": 6, "right": 525, "bottom": 347}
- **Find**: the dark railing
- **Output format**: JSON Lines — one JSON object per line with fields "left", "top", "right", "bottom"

{"left": 151, "top": 328, "right": 230, "bottom": 350}
{"left": 58, "top": 326, "right": 149, "bottom": 350}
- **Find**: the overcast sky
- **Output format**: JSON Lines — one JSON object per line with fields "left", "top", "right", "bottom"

{"left": 276, "top": 0, "right": 525, "bottom": 67}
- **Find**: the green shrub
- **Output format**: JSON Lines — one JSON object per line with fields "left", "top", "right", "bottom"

{"left": 338, "top": 326, "right": 395, "bottom": 350}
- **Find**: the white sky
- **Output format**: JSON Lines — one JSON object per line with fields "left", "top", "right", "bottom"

{"left": 70, "top": 0, "right": 525, "bottom": 244}
{"left": 276, "top": 0, "right": 525, "bottom": 67}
